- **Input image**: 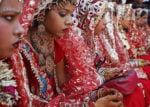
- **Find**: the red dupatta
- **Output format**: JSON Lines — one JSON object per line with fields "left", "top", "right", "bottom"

{"left": 55, "top": 27, "right": 100, "bottom": 99}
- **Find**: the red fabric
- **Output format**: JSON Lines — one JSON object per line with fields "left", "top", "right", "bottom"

{"left": 0, "top": 104, "right": 6, "bottom": 107}
{"left": 123, "top": 86, "right": 145, "bottom": 107}
{"left": 19, "top": 40, "right": 97, "bottom": 107}
{"left": 20, "top": 0, "right": 97, "bottom": 106}
{"left": 54, "top": 40, "right": 65, "bottom": 64}
{"left": 138, "top": 52, "right": 150, "bottom": 107}
{"left": 11, "top": 50, "right": 29, "bottom": 107}
{"left": 20, "top": 40, "right": 55, "bottom": 100}
{"left": 11, "top": 48, "right": 49, "bottom": 106}
{"left": 55, "top": 28, "right": 100, "bottom": 99}
{"left": 22, "top": 53, "right": 40, "bottom": 94}
{"left": 140, "top": 79, "right": 150, "bottom": 107}
{"left": 103, "top": 70, "right": 138, "bottom": 95}
{"left": 76, "top": 1, "right": 145, "bottom": 106}
{"left": 129, "top": 48, "right": 150, "bottom": 107}
{"left": 20, "top": 0, "right": 38, "bottom": 34}
{"left": 46, "top": 94, "right": 95, "bottom": 107}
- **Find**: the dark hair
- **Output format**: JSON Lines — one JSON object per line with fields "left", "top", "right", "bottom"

{"left": 135, "top": 10, "right": 147, "bottom": 17}
{"left": 126, "top": 0, "right": 134, "bottom": 4}
{"left": 141, "top": 11, "right": 147, "bottom": 17}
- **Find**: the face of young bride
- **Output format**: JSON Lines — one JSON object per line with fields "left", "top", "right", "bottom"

{"left": 44, "top": 3, "right": 75, "bottom": 37}
{"left": 0, "top": 0, "right": 24, "bottom": 59}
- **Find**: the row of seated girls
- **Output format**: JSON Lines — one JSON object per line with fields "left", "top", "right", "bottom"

{"left": 0, "top": 0, "right": 123, "bottom": 107}
{"left": 0, "top": 0, "right": 150, "bottom": 107}
{"left": 74, "top": 0, "right": 150, "bottom": 107}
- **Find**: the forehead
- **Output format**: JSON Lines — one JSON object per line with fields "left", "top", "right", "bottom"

{"left": 0, "top": 0, "right": 22, "bottom": 12}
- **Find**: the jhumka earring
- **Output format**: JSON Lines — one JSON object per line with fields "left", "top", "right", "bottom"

{"left": 37, "top": 24, "right": 46, "bottom": 36}
{"left": 35, "top": 8, "right": 46, "bottom": 36}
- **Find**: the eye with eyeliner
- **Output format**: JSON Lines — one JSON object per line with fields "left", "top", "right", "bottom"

{"left": 3, "top": 15, "right": 15, "bottom": 22}
{"left": 58, "top": 7, "right": 75, "bottom": 18}
{"left": 59, "top": 12, "right": 66, "bottom": 17}
{"left": 1, "top": 10, "right": 21, "bottom": 22}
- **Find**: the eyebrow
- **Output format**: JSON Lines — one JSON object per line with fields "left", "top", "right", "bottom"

{"left": 0, "top": 8, "right": 22, "bottom": 14}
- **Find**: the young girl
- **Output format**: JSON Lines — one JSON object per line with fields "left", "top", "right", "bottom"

{"left": 27, "top": 0, "right": 123, "bottom": 106}
{"left": 0, "top": 0, "right": 53, "bottom": 106}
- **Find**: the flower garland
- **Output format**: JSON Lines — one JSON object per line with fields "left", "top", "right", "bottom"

{"left": 0, "top": 60, "right": 19, "bottom": 106}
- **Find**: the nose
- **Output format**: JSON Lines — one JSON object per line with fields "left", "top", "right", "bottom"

{"left": 65, "top": 15, "right": 73, "bottom": 26}
{"left": 13, "top": 21, "right": 25, "bottom": 39}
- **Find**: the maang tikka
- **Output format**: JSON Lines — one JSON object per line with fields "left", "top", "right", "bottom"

{"left": 37, "top": 23, "right": 46, "bottom": 36}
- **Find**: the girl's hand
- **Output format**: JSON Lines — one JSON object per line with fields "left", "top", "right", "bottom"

{"left": 99, "top": 88, "right": 122, "bottom": 98}
{"left": 94, "top": 95, "right": 123, "bottom": 107}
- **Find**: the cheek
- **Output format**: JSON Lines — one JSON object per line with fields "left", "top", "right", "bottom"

{"left": 0, "top": 20, "right": 13, "bottom": 48}
{"left": 51, "top": 19, "right": 60, "bottom": 29}
{"left": 0, "top": 20, "right": 14, "bottom": 58}
{"left": 46, "top": 16, "right": 63, "bottom": 32}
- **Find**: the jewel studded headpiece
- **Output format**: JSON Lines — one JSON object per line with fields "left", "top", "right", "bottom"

{"left": 74, "top": 0, "right": 107, "bottom": 31}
